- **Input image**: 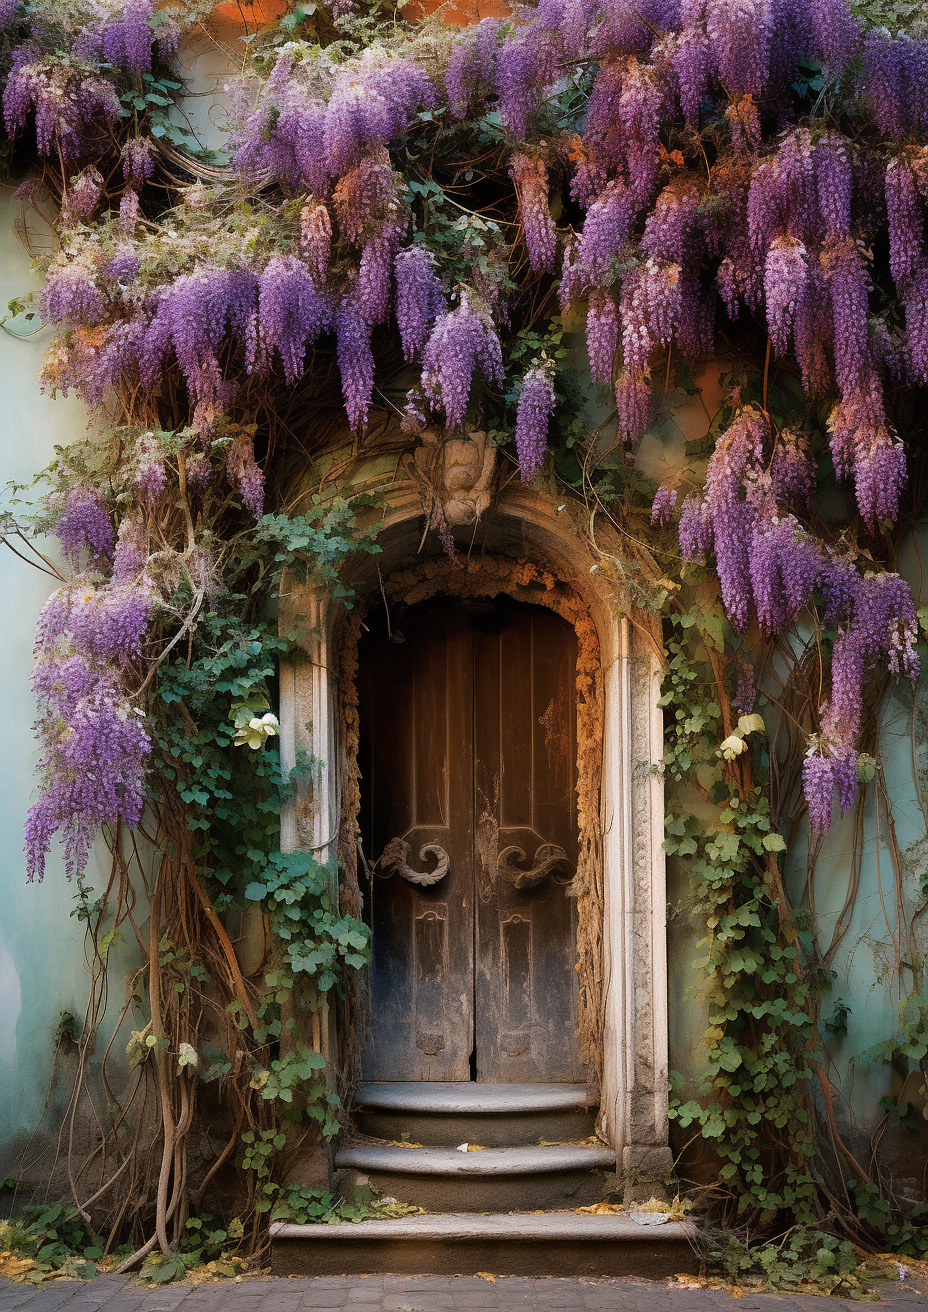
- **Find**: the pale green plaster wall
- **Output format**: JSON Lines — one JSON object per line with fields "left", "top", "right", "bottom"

{"left": 0, "top": 187, "right": 121, "bottom": 1175}
{"left": 0, "top": 32, "right": 234, "bottom": 1177}
{"left": 785, "top": 524, "right": 928, "bottom": 1149}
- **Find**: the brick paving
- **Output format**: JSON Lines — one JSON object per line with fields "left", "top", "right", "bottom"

{"left": 2, "top": 1272, "right": 927, "bottom": 1312}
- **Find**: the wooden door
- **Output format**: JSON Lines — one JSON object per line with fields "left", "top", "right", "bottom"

{"left": 358, "top": 597, "right": 580, "bottom": 1082}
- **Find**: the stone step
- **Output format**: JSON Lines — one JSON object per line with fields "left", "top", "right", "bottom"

{"left": 334, "top": 1143, "right": 614, "bottom": 1213}
{"left": 270, "top": 1210, "right": 698, "bottom": 1278}
{"left": 355, "top": 1081, "right": 597, "bottom": 1147}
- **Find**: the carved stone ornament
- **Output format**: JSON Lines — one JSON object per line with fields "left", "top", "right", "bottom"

{"left": 407, "top": 425, "right": 498, "bottom": 529}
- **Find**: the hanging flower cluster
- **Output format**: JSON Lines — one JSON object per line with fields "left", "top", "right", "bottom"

{"left": 2, "top": 0, "right": 180, "bottom": 164}
{"left": 26, "top": 492, "right": 153, "bottom": 881}
{"left": 672, "top": 406, "right": 920, "bottom": 830}
{"left": 514, "top": 363, "right": 556, "bottom": 481}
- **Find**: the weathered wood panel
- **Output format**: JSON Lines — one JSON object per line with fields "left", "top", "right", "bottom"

{"left": 359, "top": 604, "right": 474, "bottom": 1080}
{"left": 359, "top": 599, "right": 578, "bottom": 1082}
{"left": 473, "top": 606, "right": 580, "bottom": 1082}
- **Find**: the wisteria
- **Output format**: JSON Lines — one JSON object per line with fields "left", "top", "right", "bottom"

{"left": 651, "top": 484, "right": 677, "bottom": 525}
{"left": 133, "top": 433, "right": 167, "bottom": 502}
{"left": 41, "top": 259, "right": 106, "bottom": 324}
{"left": 764, "top": 237, "right": 808, "bottom": 356}
{"left": 119, "top": 188, "right": 140, "bottom": 234}
{"left": 122, "top": 136, "right": 155, "bottom": 186}
{"left": 514, "top": 365, "right": 556, "bottom": 482}
{"left": 335, "top": 296, "right": 375, "bottom": 430}
{"left": 749, "top": 516, "right": 824, "bottom": 633}
{"left": 4, "top": 48, "right": 121, "bottom": 162}
{"left": 586, "top": 288, "right": 618, "bottom": 387}
{"left": 862, "top": 31, "right": 928, "bottom": 140}
{"left": 230, "top": 55, "right": 328, "bottom": 195}
{"left": 52, "top": 486, "right": 114, "bottom": 562}
{"left": 8, "top": 0, "right": 928, "bottom": 859}
{"left": 678, "top": 402, "right": 919, "bottom": 828}
{"left": 61, "top": 167, "right": 103, "bottom": 225}
{"left": 395, "top": 245, "right": 445, "bottom": 362}
{"left": 141, "top": 268, "right": 258, "bottom": 405}
{"left": 324, "top": 56, "right": 436, "bottom": 177}
{"left": 255, "top": 256, "right": 333, "bottom": 384}
{"left": 445, "top": 17, "right": 499, "bottom": 118}
{"left": 510, "top": 152, "right": 556, "bottom": 273}
{"left": 98, "top": 0, "right": 156, "bottom": 72}
{"left": 105, "top": 245, "right": 141, "bottom": 285}
{"left": 804, "top": 568, "right": 919, "bottom": 830}
{"left": 420, "top": 293, "right": 504, "bottom": 430}
{"left": 770, "top": 428, "right": 815, "bottom": 505}
{"left": 225, "top": 431, "right": 265, "bottom": 518}
{"left": 111, "top": 516, "right": 148, "bottom": 582}
{"left": 300, "top": 201, "right": 333, "bottom": 282}
{"left": 332, "top": 150, "right": 405, "bottom": 247}
{"left": 27, "top": 575, "right": 152, "bottom": 881}
{"left": 494, "top": 19, "right": 559, "bottom": 141}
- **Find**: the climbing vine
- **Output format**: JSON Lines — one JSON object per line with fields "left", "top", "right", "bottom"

{"left": 2, "top": 0, "right": 928, "bottom": 1281}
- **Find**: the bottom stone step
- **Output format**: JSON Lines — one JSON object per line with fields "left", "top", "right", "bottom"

{"left": 270, "top": 1211, "right": 698, "bottom": 1279}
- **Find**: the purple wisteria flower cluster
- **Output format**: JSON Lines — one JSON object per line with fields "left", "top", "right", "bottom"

{"left": 3, "top": 0, "right": 178, "bottom": 164}
{"left": 669, "top": 405, "right": 921, "bottom": 832}
{"left": 52, "top": 485, "right": 115, "bottom": 562}
{"left": 27, "top": 572, "right": 153, "bottom": 882}
{"left": 510, "top": 152, "right": 557, "bottom": 274}
{"left": 420, "top": 292, "right": 504, "bottom": 431}
{"left": 231, "top": 50, "right": 436, "bottom": 196}
{"left": 514, "top": 364, "right": 556, "bottom": 481}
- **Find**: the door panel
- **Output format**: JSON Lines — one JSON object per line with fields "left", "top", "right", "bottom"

{"left": 358, "top": 598, "right": 579, "bottom": 1082}
{"left": 473, "top": 606, "right": 580, "bottom": 1082}
{"left": 358, "top": 606, "right": 474, "bottom": 1080}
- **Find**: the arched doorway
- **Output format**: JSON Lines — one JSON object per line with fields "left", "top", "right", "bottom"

{"left": 357, "top": 595, "right": 580, "bottom": 1083}
{"left": 281, "top": 491, "right": 672, "bottom": 1171}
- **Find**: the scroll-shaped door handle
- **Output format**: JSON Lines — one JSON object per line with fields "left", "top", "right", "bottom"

{"left": 497, "top": 842, "right": 575, "bottom": 890}
{"left": 379, "top": 836, "right": 450, "bottom": 886}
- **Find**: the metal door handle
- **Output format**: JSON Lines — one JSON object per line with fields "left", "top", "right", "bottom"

{"left": 378, "top": 836, "right": 450, "bottom": 886}
{"left": 497, "top": 842, "right": 575, "bottom": 890}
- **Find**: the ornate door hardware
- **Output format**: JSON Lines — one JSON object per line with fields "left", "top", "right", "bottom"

{"left": 497, "top": 840, "right": 576, "bottom": 890}
{"left": 378, "top": 836, "right": 450, "bottom": 886}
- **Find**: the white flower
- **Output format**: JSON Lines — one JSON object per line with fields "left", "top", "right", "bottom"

{"left": 235, "top": 710, "right": 280, "bottom": 750}
{"left": 720, "top": 734, "right": 748, "bottom": 760}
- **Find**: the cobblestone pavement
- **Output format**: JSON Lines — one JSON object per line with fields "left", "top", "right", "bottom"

{"left": 2, "top": 1273, "right": 927, "bottom": 1312}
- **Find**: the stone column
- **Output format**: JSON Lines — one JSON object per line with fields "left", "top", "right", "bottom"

{"left": 601, "top": 620, "right": 671, "bottom": 1197}
{"left": 278, "top": 578, "right": 340, "bottom": 1187}
{"left": 622, "top": 627, "right": 671, "bottom": 1196}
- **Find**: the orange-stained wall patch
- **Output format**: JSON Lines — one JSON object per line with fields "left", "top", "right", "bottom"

{"left": 213, "top": 0, "right": 511, "bottom": 26}
{"left": 405, "top": 0, "right": 512, "bottom": 22}
{"left": 212, "top": 0, "right": 289, "bottom": 27}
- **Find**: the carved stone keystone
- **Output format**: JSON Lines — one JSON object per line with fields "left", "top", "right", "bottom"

{"left": 407, "top": 425, "right": 497, "bottom": 529}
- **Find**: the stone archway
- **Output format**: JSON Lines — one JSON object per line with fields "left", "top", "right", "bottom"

{"left": 278, "top": 477, "right": 672, "bottom": 1185}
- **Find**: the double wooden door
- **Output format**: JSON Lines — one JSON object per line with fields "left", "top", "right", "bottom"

{"left": 357, "top": 596, "right": 580, "bottom": 1083}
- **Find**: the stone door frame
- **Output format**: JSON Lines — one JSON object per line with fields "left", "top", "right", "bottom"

{"left": 278, "top": 480, "right": 671, "bottom": 1180}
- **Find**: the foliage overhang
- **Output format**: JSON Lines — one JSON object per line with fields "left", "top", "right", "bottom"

{"left": 3, "top": 0, "right": 928, "bottom": 1280}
